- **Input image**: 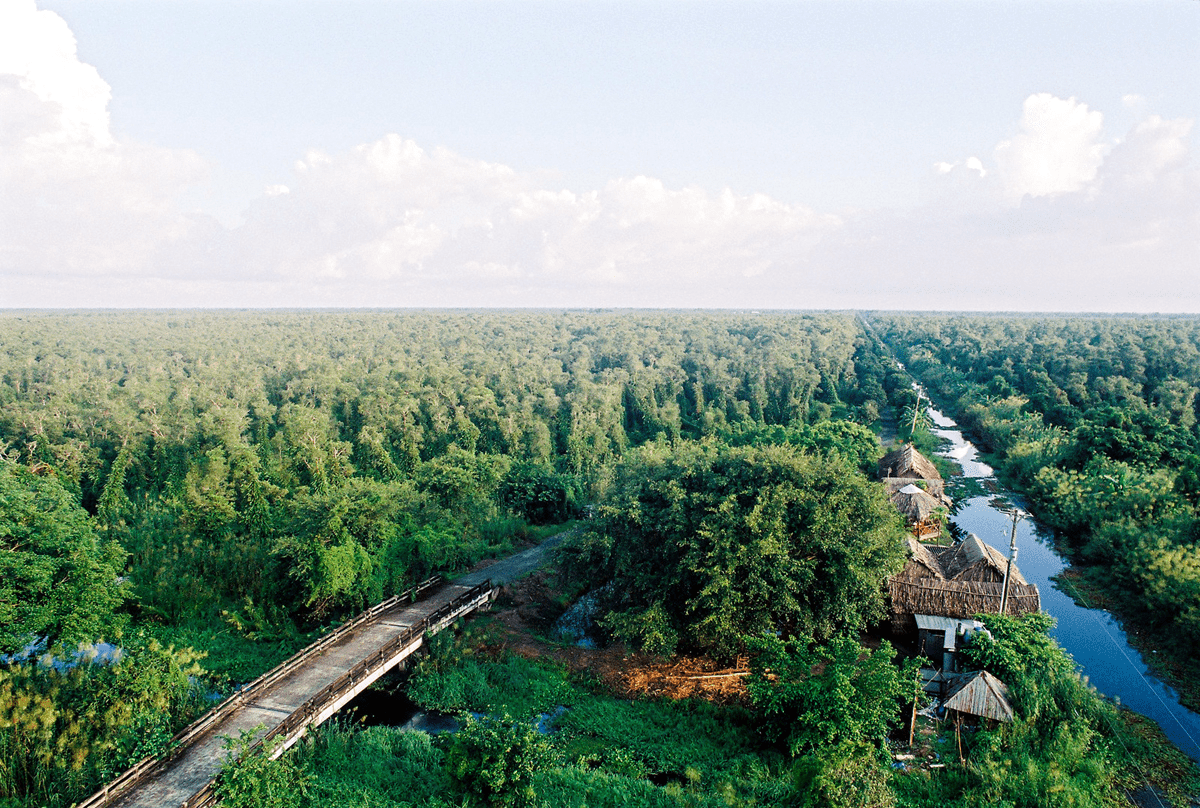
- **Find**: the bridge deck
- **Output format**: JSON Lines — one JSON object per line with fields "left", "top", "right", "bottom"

{"left": 110, "top": 584, "right": 483, "bottom": 808}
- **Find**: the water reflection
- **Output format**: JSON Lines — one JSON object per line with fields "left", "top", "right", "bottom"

{"left": 926, "top": 405, "right": 1200, "bottom": 761}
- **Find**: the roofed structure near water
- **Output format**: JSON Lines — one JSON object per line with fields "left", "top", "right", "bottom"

{"left": 878, "top": 444, "right": 942, "bottom": 483}
{"left": 895, "top": 537, "right": 944, "bottom": 582}
{"left": 944, "top": 670, "right": 1014, "bottom": 723}
{"left": 888, "top": 535, "right": 1040, "bottom": 625}
{"left": 936, "top": 534, "right": 1027, "bottom": 585}
{"left": 883, "top": 475, "right": 950, "bottom": 504}
{"left": 890, "top": 484, "right": 944, "bottom": 522}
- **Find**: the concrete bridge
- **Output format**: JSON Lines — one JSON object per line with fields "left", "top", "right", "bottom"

{"left": 78, "top": 577, "right": 496, "bottom": 808}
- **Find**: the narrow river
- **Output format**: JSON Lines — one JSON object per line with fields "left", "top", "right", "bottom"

{"left": 924, "top": 404, "right": 1200, "bottom": 762}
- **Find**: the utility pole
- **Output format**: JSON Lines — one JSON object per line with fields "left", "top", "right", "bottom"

{"left": 909, "top": 390, "right": 924, "bottom": 437}
{"left": 999, "top": 508, "right": 1025, "bottom": 614}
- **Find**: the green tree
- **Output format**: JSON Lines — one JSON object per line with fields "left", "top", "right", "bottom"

{"left": 0, "top": 457, "right": 127, "bottom": 655}
{"left": 744, "top": 633, "right": 920, "bottom": 756}
{"left": 562, "top": 442, "right": 907, "bottom": 656}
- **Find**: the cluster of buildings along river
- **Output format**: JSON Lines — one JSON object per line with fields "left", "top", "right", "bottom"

{"left": 879, "top": 443, "right": 1032, "bottom": 725}
{"left": 893, "top": 404, "right": 1200, "bottom": 761}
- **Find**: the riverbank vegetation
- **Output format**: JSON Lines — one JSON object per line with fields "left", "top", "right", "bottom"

{"left": 0, "top": 310, "right": 1197, "bottom": 806}
{"left": 214, "top": 610, "right": 1197, "bottom": 808}
{"left": 871, "top": 314, "right": 1200, "bottom": 708}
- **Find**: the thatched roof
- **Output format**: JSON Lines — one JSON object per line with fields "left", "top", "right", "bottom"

{"left": 878, "top": 445, "right": 942, "bottom": 482}
{"left": 883, "top": 476, "right": 950, "bottom": 504}
{"left": 890, "top": 530, "right": 1040, "bottom": 620}
{"left": 935, "top": 534, "right": 1028, "bottom": 586}
{"left": 900, "top": 537, "right": 945, "bottom": 581}
{"left": 890, "top": 484, "right": 943, "bottom": 522}
{"left": 944, "top": 670, "right": 1013, "bottom": 722}
{"left": 888, "top": 577, "right": 1041, "bottom": 619}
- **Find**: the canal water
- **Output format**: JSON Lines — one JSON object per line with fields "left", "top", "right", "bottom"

{"left": 926, "top": 405, "right": 1200, "bottom": 762}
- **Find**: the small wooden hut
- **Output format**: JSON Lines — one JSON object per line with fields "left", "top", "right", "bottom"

{"left": 890, "top": 484, "right": 945, "bottom": 540}
{"left": 878, "top": 444, "right": 942, "bottom": 484}
{"left": 935, "top": 534, "right": 1028, "bottom": 585}
{"left": 883, "top": 475, "right": 951, "bottom": 504}
{"left": 943, "top": 670, "right": 1013, "bottom": 724}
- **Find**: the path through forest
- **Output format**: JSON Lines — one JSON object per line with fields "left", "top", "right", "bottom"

{"left": 457, "top": 526, "right": 579, "bottom": 588}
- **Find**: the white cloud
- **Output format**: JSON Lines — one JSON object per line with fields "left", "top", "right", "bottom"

{"left": 994, "top": 93, "right": 1109, "bottom": 199}
{"left": 815, "top": 95, "right": 1199, "bottom": 311}
{"left": 0, "top": 0, "right": 208, "bottom": 285}
{"left": 1103, "top": 115, "right": 1192, "bottom": 186}
{"left": 1122, "top": 93, "right": 1146, "bottom": 111}
{"left": 203, "top": 137, "right": 840, "bottom": 305}
{"left": 0, "top": 0, "right": 111, "bottom": 147}
{"left": 1, "top": 5, "right": 1197, "bottom": 314}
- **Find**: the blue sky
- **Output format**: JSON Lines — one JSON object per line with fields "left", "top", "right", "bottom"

{"left": 3, "top": 0, "right": 1198, "bottom": 310}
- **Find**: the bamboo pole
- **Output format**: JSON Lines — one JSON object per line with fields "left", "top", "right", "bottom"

{"left": 908, "top": 695, "right": 917, "bottom": 746}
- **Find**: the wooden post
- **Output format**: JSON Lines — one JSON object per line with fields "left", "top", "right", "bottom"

{"left": 908, "top": 693, "right": 917, "bottom": 746}
{"left": 955, "top": 715, "right": 963, "bottom": 763}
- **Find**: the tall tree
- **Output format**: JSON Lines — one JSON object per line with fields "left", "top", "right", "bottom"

{"left": 0, "top": 457, "right": 127, "bottom": 654}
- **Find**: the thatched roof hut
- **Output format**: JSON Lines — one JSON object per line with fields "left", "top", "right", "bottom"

{"left": 883, "top": 475, "right": 950, "bottom": 504}
{"left": 890, "top": 484, "right": 943, "bottom": 522}
{"left": 878, "top": 445, "right": 942, "bottom": 483}
{"left": 888, "top": 577, "right": 1041, "bottom": 621}
{"left": 895, "top": 537, "right": 945, "bottom": 582}
{"left": 934, "top": 534, "right": 1027, "bottom": 585}
{"left": 888, "top": 534, "right": 1041, "bottom": 624}
{"left": 944, "top": 670, "right": 1013, "bottom": 723}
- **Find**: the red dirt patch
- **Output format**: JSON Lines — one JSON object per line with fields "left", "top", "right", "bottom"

{"left": 479, "top": 570, "right": 750, "bottom": 705}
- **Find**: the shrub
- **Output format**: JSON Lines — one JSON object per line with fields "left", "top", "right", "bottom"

{"left": 446, "top": 714, "right": 553, "bottom": 808}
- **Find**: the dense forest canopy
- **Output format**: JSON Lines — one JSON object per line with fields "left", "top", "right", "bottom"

{"left": 0, "top": 310, "right": 879, "bottom": 641}
{"left": 1, "top": 310, "right": 1197, "bottom": 808}
{"left": 872, "top": 313, "right": 1200, "bottom": 696}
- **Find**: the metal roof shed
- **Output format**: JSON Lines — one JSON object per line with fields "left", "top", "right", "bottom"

{"left": 943, "top": 670, "right": 1014, "bottom": 723}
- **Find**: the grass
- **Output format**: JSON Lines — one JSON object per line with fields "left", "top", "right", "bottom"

{"left": 143, "top": 621, "right": 309, "bottom": 687}
{"left": 274, "top": 637, "right": 1200, "bottom": 808}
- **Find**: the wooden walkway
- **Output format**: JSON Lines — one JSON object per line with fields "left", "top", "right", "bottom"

{"left": 79, "top": 578, "right": 495, "bottom": 808}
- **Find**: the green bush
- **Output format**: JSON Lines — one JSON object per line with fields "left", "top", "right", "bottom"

{"left": 408, "top": 652, "right": 576, "bottom": 720}
{"left": 215, "top": 730, "right": 311, "bottom": 808}
{"left": 447, "top": 714, "right": 553, "bottom": 808}
{"left": 0, "top": 638, "right": 205, "bottom": 808}
{"left": 744, "top": 634, "right": 921, "bottom": 756}
{"left": 291, "top": 723, "right": 450, "bottom": 807}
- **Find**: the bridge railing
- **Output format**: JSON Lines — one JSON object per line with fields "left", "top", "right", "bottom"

{"left": 75, "top": 575, "right": 446, "bottom": 808}
{"left": 259, "top": 580, "right": 494, "bottom": 745}
{"left": 177, "top": 579, "right": 495, "bottom": 808}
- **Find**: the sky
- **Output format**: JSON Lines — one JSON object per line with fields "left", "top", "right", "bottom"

{"left": 1, "top": 0, "right": 1198, "bottom": 311}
